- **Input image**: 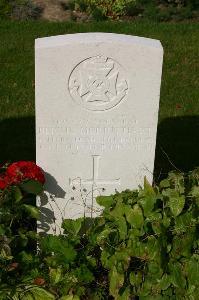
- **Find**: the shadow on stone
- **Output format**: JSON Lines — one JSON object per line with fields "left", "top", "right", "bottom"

{"left": 37, "top": 173, "right": 66, "bottom": 234}
{"left": 37, "top": 194, "right": 56, "bottom": 234}
{"left": 44, "top": 172, "right": 66, "bottom": 198}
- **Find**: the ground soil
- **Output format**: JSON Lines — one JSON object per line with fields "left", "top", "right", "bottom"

{"left": 32, "top": 0, "right": 72, "bottom": 21}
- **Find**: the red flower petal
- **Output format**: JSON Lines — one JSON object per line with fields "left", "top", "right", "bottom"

{"left": 6, "top": 161, "right": 45, "bottom": 185}
{"left": 176, "top": 104, "right": 182, "bottom": 109}
{"left": 7, "top": 262, "right": 19, "bottom": 271}
{"left": 33, "top": 277, "right": 45, "bottom": 286}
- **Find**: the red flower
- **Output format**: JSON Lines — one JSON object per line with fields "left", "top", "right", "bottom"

{"left": 7, "top": 262, "right": 19, "bottom": 271}
{"left": 33, "top": 277, "right": 45, "bottom": 286}
{"left": 6, "top": 161, "right": 45, "bottom": 185}
{"left": 0, "top": 161, "right": 45, "bottom": 190}
{"left": 176, "top": 104, "right": 182, "bottom": 109}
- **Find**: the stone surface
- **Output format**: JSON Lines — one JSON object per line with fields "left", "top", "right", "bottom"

{"left": 35, "top": 33, "right": 163, "bottom": 233}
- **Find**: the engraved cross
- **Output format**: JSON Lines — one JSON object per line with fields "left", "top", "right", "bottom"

{"left": 69, "top": 155, "right": 120, "bottom": 187}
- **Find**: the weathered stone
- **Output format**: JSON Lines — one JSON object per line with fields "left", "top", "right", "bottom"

{"left": 35, "top": 33, "right": 163, "bottom": 233}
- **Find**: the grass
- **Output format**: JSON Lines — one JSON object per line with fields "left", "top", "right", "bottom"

{"left": 0, "top": 20, "right": 198, "bottom": 177}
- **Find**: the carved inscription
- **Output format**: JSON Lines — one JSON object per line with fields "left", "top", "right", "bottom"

{"left": 38, "top": 117, "right": 153, "bottom": 154}
{"left": 68, "top": 55, "right": 128, "bottom": 111}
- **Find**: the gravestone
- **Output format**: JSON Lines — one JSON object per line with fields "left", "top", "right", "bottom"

{"left": 35, "top": 33, "right": 163, "bottom": 233}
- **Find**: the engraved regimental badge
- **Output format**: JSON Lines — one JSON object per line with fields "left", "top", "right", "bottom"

{"left": 68, "top": 55, "right": 128, "bottom": 111}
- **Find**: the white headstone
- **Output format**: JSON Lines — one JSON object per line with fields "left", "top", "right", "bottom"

{"left": 35, "top": 33, "right": 163, "bottom": 233}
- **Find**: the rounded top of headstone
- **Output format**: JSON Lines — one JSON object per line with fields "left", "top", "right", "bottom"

{"left": 35, "top": 32, "right": 163, "bottom": 51}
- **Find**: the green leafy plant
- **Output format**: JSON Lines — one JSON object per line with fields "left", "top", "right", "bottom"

{"left": 40, "top": 169, "right": 199, "bottom": 299}
{"left": 1, "top": 164, "right": 199, "bottom": 299}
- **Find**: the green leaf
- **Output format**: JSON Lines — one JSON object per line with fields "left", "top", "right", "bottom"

{"left": 189, "top": 186, "right": 199, "bottom": 207}
{"left": 125, "top": 204, "right": 144, "bottom": 228}
{"left": 18, "top": 251, "right": 33, "bottom": 264}
{"left": 0, "top": 225, "right": 5, "bottom": 235}
{"left": 186, "top": 257, "right": 199, "bottom": 286}
{"left": 62, "top": 218, "right": 83, "bottom": 236}
{"left": 109, "top": 266, "right": 124, "bottom": 298}
{"left": 21, "top": 287, "right": 55, "bottom": 300}
{"left": 20, "top": 180, "right": 43, "bottom": 195}
{"left": 146, "top": 211, "right": 162, "bottom": 222}
{"left": 96, "top": 195, "right": 115, "bottom": 208}
{"left": 145, "top": 236, "right": 160, "bottom": 260}
{"left": 174, "top": 211, "right": 193, "bottom": 233}
{"left": 129, "top": 271, "right": 142, "bottom": 286}
{"left": 22, "top": 204, "right": 40, "bottom": 219}
{"left": 115, "top": 216, "right": 127, "bottom": 240}
{"left": 189, "top": 186, "right": 199, "bottom": 197}
{"left": 139, "top": 195, "right": 157, "bottom": 217}
{"left": 167, "top": 171, "right": 185, "bottom": 194}
{"left": 148, "top": 261, "right": 163, "bottom": 277}
{"left": 144, "top": 177, "right": 155, "bottom": 196}
{"left": 49, "top": 268, "right": 62, "bottom": 285}
{"left": 97, "top": 227, "right": 112, "bottom": 245}
{"left": 138, "top": 279, "right": 151, "bottom": 297}
{"left": 162, "top": 214, "right": 171, "bottom": 228}
{"left": 109, "top": 200, "right": 126, "bottom": 219}
{"left": 26, "top": 231, "right": 38, "bottom": 240}
{"left": 101, "top": 249, "right": 112, "bottom": 268}
{"left": 172, "top": 232, "right": 194, "bottom": 258}
{"left": 14, "top": 186, "right": 23, "bottom": 202}
{"left": 114, "top": 249, "right": 130, "bottom": 271}
{"left": 40, "top": 235, "right": 76, "bottom": 263}
{"left": 152, "top": 220, "right": 162, "bottom": 234}
{"left": 86, "top": 255, "right": 97, "bottom": 267}
{"left": 118, "top": 287, "right": 131, "bottom": 300}
{"left": 158, "top": 273, "right": 171, "bottom": 290}
{"left": 162, "top": 188, "right": 178, "bottom": 198}
{"left": 168, "top": 196, "right": 185, "bottom": 217}
{"left": 19, "top": 231, "right": 28, "bottom": 247}
{"left": 170, "top": 262, "right": 186, "bottom": 288}
{"left": 160, "top": 179, "right": 170, "bottom": 189}
{"left": 75, "top": 264, "right": 94, "bottom": 283}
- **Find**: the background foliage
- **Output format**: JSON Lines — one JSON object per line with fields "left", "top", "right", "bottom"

{"left": 70, "top": 0, "right": 199, "bottom": 20}
{"left": 0, "top": 0, "right": 198, "bottom": 21}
